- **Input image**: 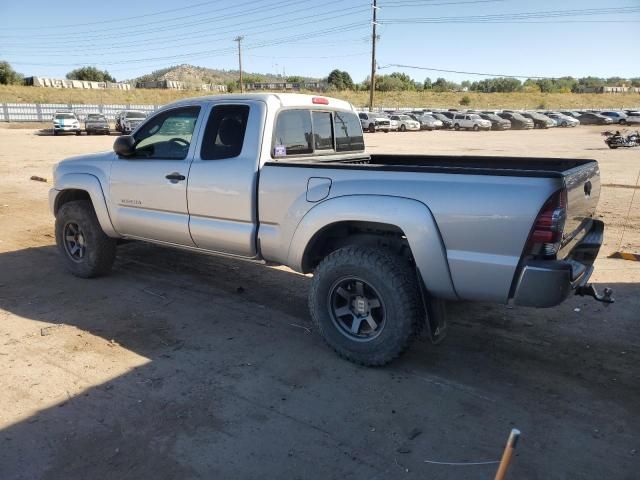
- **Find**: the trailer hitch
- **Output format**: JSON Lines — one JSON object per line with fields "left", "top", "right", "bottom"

{"left": 575, "top": 285, "right": 614, "bottom": 305}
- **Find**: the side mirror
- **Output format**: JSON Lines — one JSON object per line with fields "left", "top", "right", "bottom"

{"left": 113, "top": 135, "right": 136, "bottom": 157}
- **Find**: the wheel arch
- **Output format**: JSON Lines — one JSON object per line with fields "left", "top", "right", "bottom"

{"left": 289, "top": 195, "right": 458, "bottom": 300}
{"left": 50, "top": 173, "right": 119, "bottom": 237}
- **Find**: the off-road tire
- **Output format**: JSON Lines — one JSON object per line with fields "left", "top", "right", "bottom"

{"left": 55, "top": 200, "right": 116, "bottom": 278}
{"left": 309, "top": 246, "right": 423, "bottom": 366}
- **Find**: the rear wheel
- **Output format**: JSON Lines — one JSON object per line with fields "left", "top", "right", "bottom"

{"left": 473, "top": 124, "right": 479, "bottom": 131}
{"left": 454, "top": 123, "right": 460, "bottom": 131}
{"left": 620, "top": 119, "right": 627, "bottom": 125}
{"left": 400, "top": 124, "right": 406, "bottom": 132}
{"left": 309, "top": 246, "right": 423, "bottom": 366}
{"left": 369, "top": 123, "right": 376, "bottom": 133}
{"left": 55, "top": 200, "right": 117, "bottom": 278}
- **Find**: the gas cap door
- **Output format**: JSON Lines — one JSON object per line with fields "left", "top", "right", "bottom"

{"left": 306, "top": 177, "right": 332, "bottom": 202}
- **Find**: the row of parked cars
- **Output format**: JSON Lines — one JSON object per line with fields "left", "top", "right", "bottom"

{"left": 51, "top": 110, "right": 148, "bottom": 136}
{"left": 359, "top": 108, "right": 640, "bottom": 133}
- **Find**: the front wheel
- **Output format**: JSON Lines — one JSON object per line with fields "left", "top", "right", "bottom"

{"left": 309, "top": 246, "right": 423, "bottom": 366}
{"left": 55, "top": 200, "right": 117, "bottom": 278}
{"left": 400, "top": 124, "right": 406, "bottom": 132}
{"left": 454, "top": 123, "right": 460, "bottom": 131}
{"left": 368, "top": 123, "right": 376, "bottom": 133}
{"left": 473, "top": 124, "right": 479, "bottom": 131}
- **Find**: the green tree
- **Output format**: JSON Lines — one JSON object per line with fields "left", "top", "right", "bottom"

{"left": 0, "top": 61, "right": 23, "bottom": 85}
{"left": 66, "top": 66, "right": 116, "bottom": 82}
{"left": 327, "top": 69, "right": 354, "bottom": 90}
{"left": 286, "top": 75, "right": 304, "bottom": 83}
{"left": 423, "top": 77, "right": 432, "bottom": 90}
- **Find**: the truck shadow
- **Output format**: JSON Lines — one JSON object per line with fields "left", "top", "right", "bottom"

{"left": 0, "top": 243, "right": 638, "bottom": 479}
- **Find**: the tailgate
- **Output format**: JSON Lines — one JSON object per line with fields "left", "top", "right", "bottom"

{"left": 560, "top": 160, "right": 600, "bottom": 257}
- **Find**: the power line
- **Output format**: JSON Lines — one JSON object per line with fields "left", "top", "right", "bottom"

{"left": 383, "top": 0, "right": 505, "bottom": 7}
{"left": 378, "top": 6, "right": 640, "bottom": 24}
{"left": 0, "top": 3, "right": 370, "bottom": 54}
{"left": 7, "top": 22, "right": 369, "bottom": 67}
{"left": 379, "top": 63, "right": 558, "bottom": 79}
{"left": 0, "top": 0, "right": 222, "bottom": 30}
{"left": 0, "top": 0, "right": 318, "bottom": 40}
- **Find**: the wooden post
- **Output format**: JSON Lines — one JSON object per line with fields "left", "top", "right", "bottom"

{"left": 494, "top": 429, "right": 520, "bottom": 480}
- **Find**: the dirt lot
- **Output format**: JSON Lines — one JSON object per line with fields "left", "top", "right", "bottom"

{"left": 0, "top": 125, "right": 638, "bottom": 480}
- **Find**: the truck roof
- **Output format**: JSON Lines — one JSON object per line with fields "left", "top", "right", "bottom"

{"left": 164, "top": 93, "right": 356, "bottom": 112}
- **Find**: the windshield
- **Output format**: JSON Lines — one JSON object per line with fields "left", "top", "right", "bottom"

{"left": 126, "top": 112, "right": 146, "bottom": 119}
{"left": 398, "top": 115, "right": 411, "bottom": 120}
{"left": 87, "top": 114, "right": 106, "bottom": 121}
{"left": 469, "top": 114, "right": 481, "bottom": 120}
{"left": 55, "top": 113, "right": 75, "bottom": 120}
{"left": 423, "top": 115, "right": 436, "bottom": 121}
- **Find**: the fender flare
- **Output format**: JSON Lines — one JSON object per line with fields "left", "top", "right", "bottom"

{"left": 287, "top": 195, "right": 458, "bottom": 300}
{"left": 50, "top": 173, "right": 119, "bottom": 237}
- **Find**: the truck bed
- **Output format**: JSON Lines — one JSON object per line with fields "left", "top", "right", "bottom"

{"left": 267, "top": 154, "right": 596, "bottom": 178}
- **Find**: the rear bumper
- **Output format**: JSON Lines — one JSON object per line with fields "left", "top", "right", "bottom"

{"left": 512, "top": 220, "right": 603, "bottom": 307}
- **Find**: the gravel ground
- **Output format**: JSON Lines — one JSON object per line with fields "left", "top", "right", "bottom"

{"left": 0, "top": 125, "right": 638, "bottom": 480}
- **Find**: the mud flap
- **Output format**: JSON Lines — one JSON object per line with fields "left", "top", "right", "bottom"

{"left": 417, "top": 270, "right": 448, "bottom": 344}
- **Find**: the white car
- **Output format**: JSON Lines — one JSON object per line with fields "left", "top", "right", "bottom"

{"left": 452, "top": 113, "right": 492, "bottom": 131}
{"left": 546, "top": 113, "right": 580, "bottom": 127}
{"left": 390, "top": 114, "right": 420, "bottom": 132}
{"left": 625, "top": 113, "right": 640, "bottom": 125}
{"left": 52, "top": 111, "right": 81, "bottom": 136}
{"left": 115, "top": 110, "right": 147, "bottom": 134}
{"left": 358, "top": 112, "right": 391, "bottom": 133}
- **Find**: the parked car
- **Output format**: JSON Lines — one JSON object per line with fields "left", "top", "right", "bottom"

{"left": 522, "top": 112, "right": 556, "bottom": 129}
{"left": 497, "top": 111, "right": 534, "bottom": 130}
{"left": 409, "top": 114, "right": 443, "bottom": 131}
{"left": 358, "top": 112, "right": 391, "bottom": 133}
{"left": 479, "top": 113, "right": 511, "bottom": 131}
{"left": 50, "top": 93, "right": 610, "bottom": 366}
{"left": 115, "top": 110, "right": 147, "bottom": 134}
{"left": 545, "top": 113, "right": 580, "bottom": 127}
{"left": 84, "top": 114, "right": 110, "bottom": 135}
{"left": 432, "top": 112, "right": 454, "bottom": 129}
{"left": 625, "top": 113, "right": 640, "bottom": 125}
{"left": 558, "top": 111, "right": 582, "bottom": 119}
{"left": 452, "top": 113, "right": 491, "bottom": 131}
{"left": 52, "top": 111, "right": 81, "bottom": 136}
{"left": 599, "top": 111, "right": 629, "bottom": 125}
{"left": 380, "top": 114, "right": 399, "bottom": 131}
{"left": 577, "top": 112, "right": 614, "bottom": 125}
{"left": 389, "top": 114, "right": 420, "bottom": 132}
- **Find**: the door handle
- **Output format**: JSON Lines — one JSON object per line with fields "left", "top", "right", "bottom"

{"left": 165, "top": 172, "right": 186, "bottom": 182}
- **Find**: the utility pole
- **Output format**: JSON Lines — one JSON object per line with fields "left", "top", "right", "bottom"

{"left": 234, "top": 36, "right": 244, "bottom": 93}
{"left": 369, "top": 0, "right": 378, "bottom": 110}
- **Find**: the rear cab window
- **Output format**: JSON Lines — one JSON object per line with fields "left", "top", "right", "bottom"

{"left": 272, "top": 109, "right": 364, "bottom": 158}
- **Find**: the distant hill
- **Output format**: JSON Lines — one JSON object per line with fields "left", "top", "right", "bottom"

{"left": 132, "top": 64, "right": 319, "bottom": 87}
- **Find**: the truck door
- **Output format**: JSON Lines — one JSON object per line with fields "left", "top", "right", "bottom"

{"left": 109, "top": 105, "right": 203, "bottom": 246}
{"left": 187, "top": 101, "right": 265, "bottom": 257}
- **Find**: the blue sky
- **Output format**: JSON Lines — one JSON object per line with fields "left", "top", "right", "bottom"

{"left": 1, "top": 0, "right": 638, "bottom": 83}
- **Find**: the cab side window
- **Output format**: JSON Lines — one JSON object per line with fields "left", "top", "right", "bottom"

{"left": 133, "top": 106, "right": 200, "bottom": 160}
{"left": 200, "top": 105, "right": 250, "bottom": 160}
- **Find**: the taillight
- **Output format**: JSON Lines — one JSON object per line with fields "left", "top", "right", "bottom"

{"left": 526, "top": 189, "right": 567, "bottom": 258}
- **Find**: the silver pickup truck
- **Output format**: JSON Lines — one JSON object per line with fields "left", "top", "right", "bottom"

{"left": 50, "top": 94, "right": 611, "bottom": 366}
